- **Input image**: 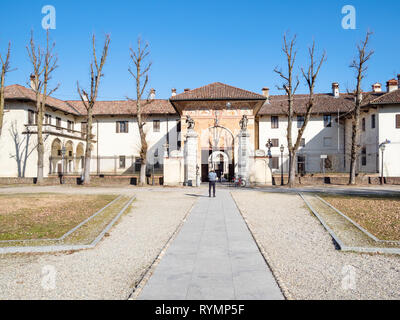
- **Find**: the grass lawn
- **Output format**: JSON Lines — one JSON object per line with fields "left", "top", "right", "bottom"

{"left": 321, "top": 194, "right": 400, "bottom": 241}
{"left": 0, "top": 193, "right": 117, "bottom": 241}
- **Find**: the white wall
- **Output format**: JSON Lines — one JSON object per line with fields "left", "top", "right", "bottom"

{"left": 378, "top": 105, "right": 400, "bottom": 177}
{"left": 0, "top": 101, "right": 86, "bottom": 178}
{"left": 258, "top": 114, "right": 345, "bottom": 174}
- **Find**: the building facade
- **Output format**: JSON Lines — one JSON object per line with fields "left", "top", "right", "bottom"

{"left": 1, "top": 78, "right": 400, "bottom": 181}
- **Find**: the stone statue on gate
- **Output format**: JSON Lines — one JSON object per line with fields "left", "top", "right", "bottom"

{"left": 186, "top": 115, "right": 195, "bottom": 130}
{"left": 239, "top": 115, "right": 248, "bottom": 130}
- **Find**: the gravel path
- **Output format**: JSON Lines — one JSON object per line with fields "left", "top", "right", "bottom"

{"left": 231, "top": 191, "right": 400, "bottom": 300}
{"left": 0, "top": 189, "right": 197, "bottom": 299}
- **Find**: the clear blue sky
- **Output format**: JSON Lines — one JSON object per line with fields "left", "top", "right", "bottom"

{"left": 1, "top": 0, "right": 399, "bottom": 100}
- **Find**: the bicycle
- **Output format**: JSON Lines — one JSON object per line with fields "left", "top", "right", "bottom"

{"left": 232, "top": 177, "right": 247, "bottom": 187}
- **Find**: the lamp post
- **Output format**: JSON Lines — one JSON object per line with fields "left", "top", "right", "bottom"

{"left": 61, "top": 146, "right": 66, "bottom": 184}
{"left": 280, "top": 144, "right": 284, "bottom": 185}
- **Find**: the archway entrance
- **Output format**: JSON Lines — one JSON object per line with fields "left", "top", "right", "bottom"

{"left": 201, "top": 126, "right": 234, "bottom": 182}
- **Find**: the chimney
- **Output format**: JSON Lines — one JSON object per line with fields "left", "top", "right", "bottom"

{"left": 398, "top": 74, "right": 400, "bottom": 89}
{"left": 149, "top": 88, "right": 156, "bottom": 100}
{"left": 372, "top": 83, "right": 382, "bottom": 93}
{"left": 262, "top": 87, "right": 270, "bottom": 103}
{"left": 184, "top": 88, "right": 190, "bottom": 92}
{"left": 29, "top": 74, "right": 36, "bottom": 90}
{"left": 386, "top": 79, "right": 398, "bottom": 93}
{"left": 171, "top": 88, "right": 177, "bottom": 97}
{"left": 332, "top": 82, "right": 340, "bottom": 98}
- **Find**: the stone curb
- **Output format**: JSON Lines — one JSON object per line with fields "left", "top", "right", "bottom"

{"left": 0, "top": 194, "right": 123, "bottom": 243}
{"left": 127, "top": 197, "right": 197, "bottom": 300}
{"left": 0, "top": 195, "right": 135, "bottom": 255}
{"left": 299, "top": 193, "right": 400, "bottom": 255}
{"left": 316, "top": 195, "right": 400, "bottom": 245}
{"left": 230, "top": 192, "right": 290, "bottom": 300}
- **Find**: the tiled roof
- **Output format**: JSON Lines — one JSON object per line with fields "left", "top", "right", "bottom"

{"left": 4, "top": 84, "right": 176, "bottom": 116}
{"left": 66, "top": 99, "right": 176, "bottom": 116}
{"left": 258, "top": 92, "right": 385, "bottom": 115}
{"left": 5, "top": 84, "right": 81, "bottom": 115}
{"left": 170, "top": 82, "right": 266, "bottom": 101}
{"left": 369, "top": 89, "right": 400, "bottom": 105}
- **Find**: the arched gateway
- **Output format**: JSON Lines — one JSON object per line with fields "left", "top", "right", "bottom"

{"left": 168, "top": 82, "right": 266, "bottom": 184}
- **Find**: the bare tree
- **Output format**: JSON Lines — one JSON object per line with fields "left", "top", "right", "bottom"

{"left": 0, "top": 42, "right": 11, "bottom": 137}
{"left": 348, "top": 31, "right": 374, "bottom": 185}
{"left": 27, "top": 30, "right": 59, "bottom": 184}
{"left": 77, "top": 34, "right": 111, "bottom": 185}
{"left": 274, "top": 34, "right": 300, "bottom": 187}
{"left": 128, "top": 37, "right": 152, "bottom": 186}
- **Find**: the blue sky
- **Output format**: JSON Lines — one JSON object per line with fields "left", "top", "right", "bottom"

{"left": 0, "top": 0, "right": 399, "bottom": 100}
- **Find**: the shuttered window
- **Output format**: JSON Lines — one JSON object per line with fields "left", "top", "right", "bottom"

{"left": 270, "top": 139, "right": 279, "bottom": 147}
{"left": 153, "top": 120, "right": 160, "bottom": 132}
{"left": 116, "top": 121, "right": 129, "bottom": 133}
{"left": 396, "top": 114, "right": 400, "bottom": 129}
{"left": 271, "top": 116, "right": 279, "bottom": 129}
{"left": 270, "top": 157, "right": 279, "bottom": 169}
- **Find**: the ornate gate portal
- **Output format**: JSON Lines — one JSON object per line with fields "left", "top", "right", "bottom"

{"left": 201, "top": 125, "right": 235, "bottom": 182}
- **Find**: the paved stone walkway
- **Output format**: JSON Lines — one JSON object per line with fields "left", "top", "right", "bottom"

{"left": 138, "top": 189, "right": 284, "bottom": 300}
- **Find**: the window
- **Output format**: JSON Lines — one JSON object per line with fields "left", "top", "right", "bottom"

{"left": 396, "top": 114, "right": 400, "bottom": 129}
{"left": 271, "top": 116, "right": 279, "bottom": 129}
{"left": 135, "top": 158, "right": 141, "bottom": 172}
{"left": 323, "top": 115, "right": 332, "bottom": 127}
{"left": 28, "top": 110, "right": 35, "bottom": 124}
{"left": 297, "top": 116, "right": 304, "bottom": 128}
{"left": 119, "top": 156, "right": 126, "bottom": 169}
{"left": 81, "top": 122, "right": 87, "bottom": 138}
{"left": 176, "top": 119, "right": 182, "bottom": 149}
{"left": 153, "top": 120, "right": 160, "bottom": 132}
{"left": 300, "top": 138, "right": 306, "bottom": 147}
{"left": 56, "top": 117, "right": 61, "bottom": 129}
{"left": 270, "top": 139, "right": 279, "bottom": 147}
{"left": 324, "top": 156, "right": 332, "bottom": 169}
{"left": 67, "top": 120, "right": 74, "bottom": 132}
{"left": 362, "top": 118, "right": 366, "bottom": 131}
{"left": 116, "top": 121, "right": 129, "bottom": 133}
{"left": 154, "top": 149, "right": 159, "bottom": 158}
{"left": 361, "top": 147, "right": 367, "bottom": 166}
{"left": 270, "top": 157, "right": 279, "bottom": 169}
{"left": 371, "top": 114, "right": 376, "bottom": 129}
{"left": 323, "top": 137, "right": 332, "bottom": 147}
{"left": 45, "top": 114, "right": 52, "bottom": 125}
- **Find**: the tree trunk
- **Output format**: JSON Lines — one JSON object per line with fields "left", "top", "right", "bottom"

{"left": 348, "top": 121, "right": 359, "bottom": 185}
{"left": 36, "top": 100, "right": 45, "bottom": 184}
{"left": 139, "top": 162, "right": 146, "bottom": 186}
{"left": 137, "top": 114, "right": 148, "bottom": 186}
{"left": 288, "top": 150, "right": 297, "bottom": 188}
{"left": 83, "top": 108, "right": 93, "bottom": 184}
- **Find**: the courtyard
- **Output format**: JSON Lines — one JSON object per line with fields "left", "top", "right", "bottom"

{"left": 0, "top": 184, "right": 399, "bottom": 300}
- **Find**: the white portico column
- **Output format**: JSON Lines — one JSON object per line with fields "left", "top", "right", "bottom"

{"left": 237, "top": 129, "right": 250, "bottom": 180}
{"left": 184, "top": 129, "right": 199, "bottom": 186}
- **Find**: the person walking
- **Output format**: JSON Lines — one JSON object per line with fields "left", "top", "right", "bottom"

{"left": 208, "top": 170, "right": 217, "bottom": 197}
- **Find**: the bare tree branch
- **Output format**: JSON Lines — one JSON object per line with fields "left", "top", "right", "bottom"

{"left": 127, "top": 36, "right": 152, "bottom": 186}
{"left": 77, "top": 33, "right": 111, "bottom": 185}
